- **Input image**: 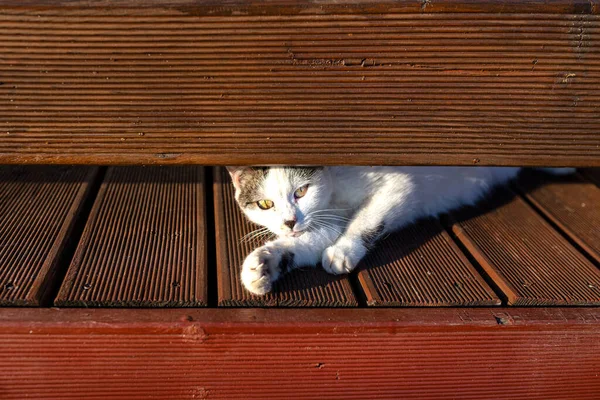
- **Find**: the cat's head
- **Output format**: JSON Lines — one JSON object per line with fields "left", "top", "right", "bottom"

{"left": 227, "top": 166, "right": 332, "bottom": 238}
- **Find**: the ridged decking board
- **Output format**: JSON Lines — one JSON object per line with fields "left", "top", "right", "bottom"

{"left": 214, "top": 168, "right": 357, "bottom": 307}
{"left": 55, "top": 166, "right": 207, "bottom": 307}
{"left": 0, "top": 1, "right": 599, "bottom": 166}
{"left": 450, "top": 188, "right": 600, "bottom": 306}
{"left": 0, "top": 166, "right": 97, "bottom": 306}
{"left": 357, "top": 220, "right": 500, "bottom": 306}
{"left": 518, "top": 171, "right": 600, "bottom": 263}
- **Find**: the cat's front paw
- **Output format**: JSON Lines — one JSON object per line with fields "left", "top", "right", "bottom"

{"left": 322, "top": 237, "right": 366, "bottom": 275}
{"left": 241, "top": 245, "right": 289, "bottom": 295}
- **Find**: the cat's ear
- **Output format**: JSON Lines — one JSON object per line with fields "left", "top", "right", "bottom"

{"left": 226, "top": 166, "right": 250, "bottom": 190}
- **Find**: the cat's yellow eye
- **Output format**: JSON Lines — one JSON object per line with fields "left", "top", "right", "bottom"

{"left": 294, "top": 185, "right": 308, "bottom": 199}
{"left": 257, "top": 199, "right": 274, "bottom": 210}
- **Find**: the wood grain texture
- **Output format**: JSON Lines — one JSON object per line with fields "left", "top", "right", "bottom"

{"left": 1, "top": 307, "right": 600, "bottom": 400}
{"left": 0, "top": 166, "right": 97, "bottom": 306}
{"left": 357, "top": 219, "right": 500, "bottom": 306}
{"left": 0, "top": 3, "right": 599, "bottom": 166}
{"left": 517, "top": 170, "right": 600, "bottom": 263}
{"left": 0, "top": 0, "right": 597, "bottom": 14}
{"left": 450, "top": 188, "right": 600, "bottom": 305}
{"left": 55, "top": 166, "right": 207, "bottom": 307}
{"left": 214, "top": 168, "right": 357, "bottom": 307}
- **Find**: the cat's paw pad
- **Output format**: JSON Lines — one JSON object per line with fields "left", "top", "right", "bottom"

{"left": 322, "top": 239, "right": 366, "bottom": 275}
{"left": 241, "top": 246, "right": 282, "bottom": 295}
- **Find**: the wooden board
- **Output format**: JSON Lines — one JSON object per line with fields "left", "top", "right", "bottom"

{"left": 214, "top": 168, "right": 357, "bottom": 307}
{"left": 55, "top": 166, "right": 207, "bottom": 307}
{"left": 0, "top": 166, "right": 97, "bottom": 306}
{"left": 1, "top": 307, "right": 600, "bottom": 400}
{"left": 356, "top": 219, "right": 500, "bottom": 306}
{"left": 518, "top": 170, "right": 600, "bottom": 263}
{"left": 450, "top": 188, "right": 600, "bottom": 306}
{"left": 0, "top": 1, "right": 599, "bottom": 166}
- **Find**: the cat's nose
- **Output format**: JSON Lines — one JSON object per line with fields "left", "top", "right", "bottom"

{"left": 283, "top": 220, "right": 296, "bottom": 230}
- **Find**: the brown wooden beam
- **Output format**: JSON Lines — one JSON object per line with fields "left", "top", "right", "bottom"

{"left": 0, "top": 0, "right": 597, "bottom": 15}
{"left": 0, "top": 1, "right": 598, "bottom": 166}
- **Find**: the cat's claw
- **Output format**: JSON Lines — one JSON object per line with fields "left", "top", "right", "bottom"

{"left": 241, "top": 246, "right": 282, "bottom": 295}
{"left": 322, "top": 239, "right": 366, "bottom": 275}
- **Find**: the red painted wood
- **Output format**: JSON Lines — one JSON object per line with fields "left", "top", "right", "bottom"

{"left": 0, "top": 308, "right": 599, "bottom": 400}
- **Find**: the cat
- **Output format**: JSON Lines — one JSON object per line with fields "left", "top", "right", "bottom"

{"left": 227, "top": 166, "right": 575, "bottom": 295}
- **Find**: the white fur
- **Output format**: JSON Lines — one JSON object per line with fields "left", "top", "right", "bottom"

{"left": 234, "top": 166, "right": 574, "bottom": 294}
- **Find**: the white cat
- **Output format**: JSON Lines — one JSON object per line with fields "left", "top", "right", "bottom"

{"left": 227, "top": 166, "right": 574, "bottom": 295}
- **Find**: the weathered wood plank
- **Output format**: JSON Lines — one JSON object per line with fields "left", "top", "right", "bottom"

{"left": 517, "top": 170, "right": 600, "bottom": 263}
{"left": 55, "top": 166, "right": 207, "bottom": 307}
{"left": 450, "top": 188, "right": 600, "bottom": 305}
{"left": 0, "top": 166, "right": 97, "bottom": 306}
{"left": 356, "top": 219, "right": 500, "bottom": 306}
{"left": 0, "top": 1, "right": 598, "bottom": 166}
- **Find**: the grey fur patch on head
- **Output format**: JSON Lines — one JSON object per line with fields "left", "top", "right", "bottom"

{"left": 228, "top": 166, "right": 323, "bottom": 208}
{"left": 229, "top": 167, "right": 269, "bottom": 206}
{"left": 286, "top": 167, "right": 323, "bottom": 180}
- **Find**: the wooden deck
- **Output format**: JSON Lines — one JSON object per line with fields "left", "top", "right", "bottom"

{"left": 1, "top": 166, "right": 599, "bottom": 399}
{"left": 3, "top": 166, "right": 598, "bottom": 308}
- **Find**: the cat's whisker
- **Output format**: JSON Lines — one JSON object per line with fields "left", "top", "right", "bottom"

{"left": 308, "top": 224, "right": 334, "bottom": 245}
{"left": 240, "top": 227, "right": 274, "bottom": 243}
{"left": 241, "top": 234, "right": 265, "bottom": 243}
{"left": 313, "top": 215, "right": 351, "bottom": 222}
{"left": 310, "top": 207, "right": 352, "bottom": 212}
{"left": 247, "top": 232, "right": 276, "bottom": 245}
{"left": 312, "top": 226, "right": 342, "bottom": 244}
{"left": 310, "top": 217, "right": 349, "bottom": 231}
{"left": 254, "top": 231, "right": 275, "bottom": 242}
{"left": 310, "top": 220, "right": 344, "bottom": 238}
{"left": 307, "top": 208, "right": 352, "bottom": 216}
{"left": 312, "top": 212, "right": 351, "bottom": 218}
{"left": 313, "top": 219, "right": 343, "bottom": 229}
{"left": 313, "top": 221, "right": 341, "bottom": 235}
{"left": 309, "top": 216, "right": 345, "bottom": 228}
{"left": 241, "top": 227, "right": 269, "bottom": 240}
